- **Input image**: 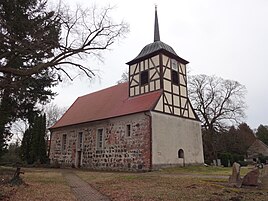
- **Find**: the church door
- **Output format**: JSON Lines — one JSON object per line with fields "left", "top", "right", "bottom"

{"left": 76, "top": 151, "right": 82, "bottom": 168}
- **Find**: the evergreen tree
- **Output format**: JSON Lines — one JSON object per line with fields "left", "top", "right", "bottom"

{"left": 203, "top": 123, "right": 256, "bottom": 163}
{"left": 237, "top": 123, "right": 256, "bottom": 151}
{"left": 21, "top": 127, "right": 33, "bottom": 164}
{"left": 256, "top": 124, "right": 268, "bottom": 146}
{"left": 0, "top": 0, "right": 60, "bottom": 158}
{"left": 0, "top": 0, "right": 128, "bottom": 159}
{"left": 21, "top": 114, "right": 48, "bottom": 164}
{"left": 1, "top": 141, "right": 21, "bottom": 164}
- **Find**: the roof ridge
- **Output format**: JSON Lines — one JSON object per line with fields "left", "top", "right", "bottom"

{"left": 78, "top": 82, "right": 128, "bottom": 99}
{"left": 251, "top": 139, "right": 268, "bottom": 148}
{"left": 50, "top": 82, "right": 162, "bottom": 129}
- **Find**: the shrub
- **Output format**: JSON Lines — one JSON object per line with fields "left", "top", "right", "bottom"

{"left": 218, "top": 153, "right": 245, "bottom": 167}
{"left": 238, "top": 161, "right": 248, "bottom": 166}
{"left": 258, "top": 155, "right": 268, "bottom": 164}
{"left": 231, "top": 154, "right": 244, "bottom": 165}
{"left": 218, "top": 153, "right": 231, "bottom": 167}
{"left": 204, "top": 159, "right": 212, "bottom": 166}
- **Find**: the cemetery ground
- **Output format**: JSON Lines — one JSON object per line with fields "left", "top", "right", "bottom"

{"left": 1, "top": 165, "right": 267, "bottom": 201}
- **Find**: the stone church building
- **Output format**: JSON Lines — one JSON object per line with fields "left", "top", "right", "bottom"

{"left": 49, "top": 8, "right": 204, "bottom": 171}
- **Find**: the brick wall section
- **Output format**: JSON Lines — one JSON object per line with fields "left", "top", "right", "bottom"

{"left": 50, "top": 113, "right": 151, "bottom": 171}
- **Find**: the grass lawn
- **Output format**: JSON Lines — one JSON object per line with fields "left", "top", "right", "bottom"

{"left": 1, "top": 165, "right": 267, "bottom": 201}
{"left": 75, "top": 166, "right": 267, "bottom": 201}
{"left": 0, "top": 166, "right": 75, "bottom": 201}
{"left": 157, "top": 165, "right": 252, "bottom": 176}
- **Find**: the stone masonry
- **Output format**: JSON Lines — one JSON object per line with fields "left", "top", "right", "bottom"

{"left": 50, "top": 113, "right": 151, "bottom": 171}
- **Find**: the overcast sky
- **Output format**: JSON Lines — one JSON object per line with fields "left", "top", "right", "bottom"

{"left": 51, "top": 0, "right": 268, "bottom": 129}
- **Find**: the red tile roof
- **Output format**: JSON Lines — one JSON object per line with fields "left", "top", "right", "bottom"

{"left": 51, "top": 82, "right": 162, "bottom": 129}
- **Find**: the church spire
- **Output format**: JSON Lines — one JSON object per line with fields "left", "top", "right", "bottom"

{"left": 154, "top": 5, "right": 160, "bottom": 42}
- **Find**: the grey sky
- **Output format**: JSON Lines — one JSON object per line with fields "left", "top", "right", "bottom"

{"left": 52, "top": 0, "right": 268, "bottom": 129}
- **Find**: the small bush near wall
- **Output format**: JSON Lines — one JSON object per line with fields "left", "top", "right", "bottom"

{"left": 258, "top": 154, "right": 268, "bottom": 164}
{"left": 218, "top": 153, "right": 244, "bottom": 167}
{"left": 237, "top": 161, "right": 249, "bottom": 167}
{"left": 231, "top": 154, "right": 244, "bottom": 164}
{"left": 218, "top": 153, "right": 231, "bottom": 167}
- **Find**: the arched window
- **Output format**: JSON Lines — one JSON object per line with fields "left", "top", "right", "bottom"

{"left": 178, "top": 149, "right": 184, "bottom": 159}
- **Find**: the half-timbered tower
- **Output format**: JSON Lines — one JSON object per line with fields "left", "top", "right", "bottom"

{"left": 125, "top": 7, "right": 203, "bottom": 168}
{"left": 127, "top": 8, "right": 197, "bottom": 120}
{"left": 49, "top": 8, "right": 204, "bottom": 171}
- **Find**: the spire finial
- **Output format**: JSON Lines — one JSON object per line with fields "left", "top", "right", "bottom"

{"left": 154, "top": 5, "right": 160, "bottom": 42}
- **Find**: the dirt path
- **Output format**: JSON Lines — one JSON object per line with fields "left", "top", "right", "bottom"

{"left": 63, "top": 172, "right": 110, "bottom": 201}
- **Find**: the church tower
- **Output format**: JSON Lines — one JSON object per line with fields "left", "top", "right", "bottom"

{"left": 127, "top": 6, "right": 198, "bottom": 120}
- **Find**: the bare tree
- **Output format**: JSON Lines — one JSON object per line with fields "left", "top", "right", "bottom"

{"left": 117, "top": 69, "right": 129, "bottom": 84}
{"left": 9, "top": 120, "right": 29, "bottom": 144}
{"left": 43, "top": 103, "right": 67, "bottom": 129}
{"left": 0, "top": 4, "right": 129, "bottom": 85}
{"left": 188, "top": 74, "right": 247, "bottom": 132}
{"left": 0, "top": 1, "right": 128, "bottom": 157}
{"left": 9, "top": 102, "right": 66, "bottom": 144}
{"left": 188, "top": 74, "right": 247, "bottom": 162}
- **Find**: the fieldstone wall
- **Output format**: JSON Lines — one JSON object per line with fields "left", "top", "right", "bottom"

{"left": 49, "top": 113, "right": 151, "bottom": 171}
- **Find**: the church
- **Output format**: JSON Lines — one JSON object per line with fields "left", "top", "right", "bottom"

{"left": 49, "top": 8, "right": 204, "bottom": 171}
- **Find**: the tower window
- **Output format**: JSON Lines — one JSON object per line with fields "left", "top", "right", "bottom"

{"left": 171, "top": 59, "right": 178, "bottom": 71}
{"left": 172, "top": 70, "right": 179, "bottom": 85}
{"left": 140, "top": 70, "right": 149, "bottom": 85}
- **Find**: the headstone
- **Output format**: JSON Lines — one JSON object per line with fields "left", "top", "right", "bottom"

{"left": 213, "top": 160, "right": 217, "bottom": 166}
{"left": 228, "top": 162, "right": 242, "bottom": 187}
{"left": 217, "top": 159, "right": 221, "bottom": 166}
{"left": 9, "top": 166, "right": 24, "bottom": 186}
{"left": 259, "top": 165, "right": 268, "bottom": 189}
{"left": 242, "top": 168, "right": 259, "bottom": 186}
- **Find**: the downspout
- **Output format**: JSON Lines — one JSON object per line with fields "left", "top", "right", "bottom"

{"left": 144, "top": 111, "right": 152, "bottom": 170}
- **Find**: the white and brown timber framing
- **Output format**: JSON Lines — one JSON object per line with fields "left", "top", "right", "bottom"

{"left": 126, "top": 7, "right": 198, "bottom": 121}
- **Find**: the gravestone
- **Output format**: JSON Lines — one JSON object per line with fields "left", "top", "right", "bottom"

{"left": 217, "top": 159, "right": 221, "bottom": 166}
{"left": 241, "top": 165, "right": 268, "bottom": 188}
{"left": 213, "top": 160, "right": 217, "bottom": 166}
{"left": 259, "top": 165, "right": 268, "bottom": 189}
{"left": 242, "top": 168, "right": 259, "bottom": 186}
{"left": 9, "top": 166, "right": 24, "bottom": 186}
{"left": 228, "top": 162, "right": 242, "bottom": 187}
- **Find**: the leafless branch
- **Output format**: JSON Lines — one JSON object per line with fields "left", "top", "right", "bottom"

{"left": 188, "top": 74, "right": 247, "bottom": 133}
{"left": 0, "top": 4, "right": 129, "bottom": 85}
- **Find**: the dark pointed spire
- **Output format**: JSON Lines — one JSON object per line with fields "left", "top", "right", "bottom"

{"left": 154, "top": 5, "right": 160, "bottom": 42}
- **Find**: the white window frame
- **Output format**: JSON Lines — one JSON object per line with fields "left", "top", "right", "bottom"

{"left": 77, "top": 131, "right": 83, "bottom": 150}
{"left": 96, "top": 128, "right": 104, "bottom": 149}
{"left": 171, "top": 59, "right": 178, "bottom": 71}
